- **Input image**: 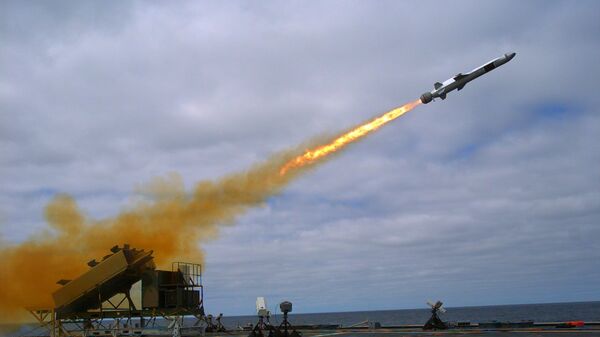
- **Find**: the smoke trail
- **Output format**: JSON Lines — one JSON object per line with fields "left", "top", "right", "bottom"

{"left": 0, "top": 100, "right": 420, "bottom": 322}
{"left": 0, "top": 147, "right": 310, "bottom": 322}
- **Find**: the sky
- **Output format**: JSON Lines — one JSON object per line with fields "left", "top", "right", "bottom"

{"left": 1, "top": 0, "right": 599, "bottom": 316}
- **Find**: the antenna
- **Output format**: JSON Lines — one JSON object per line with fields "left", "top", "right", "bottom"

{"left": 423, "top": 300, "right": 448, "bottom": 330}
{"left": 276, "top": 301, "right": 300, "bottom": 337}
{"left": 256, "top": 297, "right": 270, "bottom": 318}
{"left": 249, "top": 297, "right": 272, "bottom": 337}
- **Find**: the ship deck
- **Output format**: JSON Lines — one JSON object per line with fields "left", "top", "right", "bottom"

{"left": 231, "top": 328, "right": 600, "bottom": 337}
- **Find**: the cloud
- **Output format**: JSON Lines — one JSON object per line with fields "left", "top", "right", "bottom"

{"left": 1, "top": 0, "right": 599, "bottom": 316}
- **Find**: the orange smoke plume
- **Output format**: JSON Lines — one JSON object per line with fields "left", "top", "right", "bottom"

{"left": 280, "top": 99, "right": 422, "bottom": 175}
{"left": 0, "top": 152, "right": 303, "bottom": 322}
{"left": 0, "top": 99, "right": 421, "bottom": 323}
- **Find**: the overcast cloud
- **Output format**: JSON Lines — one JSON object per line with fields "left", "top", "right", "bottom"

{"left": 1, "top": 1, "right": 599, "bottom": 315}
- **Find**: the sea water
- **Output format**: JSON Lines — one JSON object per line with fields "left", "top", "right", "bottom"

{"left": 5, "top": 301, "right": 600, "bottom": 336}
{"left": 221, "top": 301, "right": 600, "bottom": 328}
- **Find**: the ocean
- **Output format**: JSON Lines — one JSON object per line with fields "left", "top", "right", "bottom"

{"left": 4, "top": 301, "right": 599, "bottom": 336}
{"left": 220, "top": 301, "right": 600, "bottom": 328}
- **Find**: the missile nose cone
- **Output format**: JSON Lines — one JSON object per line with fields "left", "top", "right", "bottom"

{"left": 506, "top": 52, "right": 516, "bottom": 61}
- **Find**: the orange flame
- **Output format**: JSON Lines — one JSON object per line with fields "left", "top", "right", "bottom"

{"left": 280, "top": 99, "right": 422, "bottom": 175}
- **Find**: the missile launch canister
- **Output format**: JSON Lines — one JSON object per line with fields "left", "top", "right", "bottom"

{"left": 420, "top": 52, "right": 516, "bottom": 104}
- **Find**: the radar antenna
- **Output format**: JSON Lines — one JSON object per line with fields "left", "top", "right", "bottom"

{"left": 423, "top": 300, "right": 448, "bottom": 330}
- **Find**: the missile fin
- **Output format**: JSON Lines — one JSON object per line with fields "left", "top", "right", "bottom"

{"left": 453, "top": 73, "right": 468, "bottom": 81}
{"left": 440, "top": 93, "right": 447, "bottom": 100}
{"left": 457, "top": 83, "right": 466, "bottom": 91}
{"left": 434, "top": 82, "right": 443, "bottom": 90}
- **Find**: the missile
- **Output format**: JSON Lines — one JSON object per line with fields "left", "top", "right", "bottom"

{"left": 420, "top": 52, "right": 516, "bottom": 104}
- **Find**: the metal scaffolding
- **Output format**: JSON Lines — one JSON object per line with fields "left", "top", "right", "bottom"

{"left": 27, "top": 245, "right": 206, "bottom": 337}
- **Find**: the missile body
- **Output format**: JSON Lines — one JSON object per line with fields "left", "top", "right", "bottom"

{"left": 420, "top": 52, "right": 516, "bottom": 104}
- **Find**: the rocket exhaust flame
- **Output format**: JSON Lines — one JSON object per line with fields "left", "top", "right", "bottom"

{"left": 0, "top": 98, "right": 421, "bottom": 322}
{"left": 279, "top": 99, "right": 422, "bottom": 175}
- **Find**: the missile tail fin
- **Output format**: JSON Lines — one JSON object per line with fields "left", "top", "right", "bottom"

{"left": 434, "top": 82, "right": 443, "bottom": 90}
{"left": 440, "top": 93, "right": 447, "bottom": 100}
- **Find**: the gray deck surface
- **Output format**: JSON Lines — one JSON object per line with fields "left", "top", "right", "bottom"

{"left": 208, "top": 329, "right": 600, "bottom": 337}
